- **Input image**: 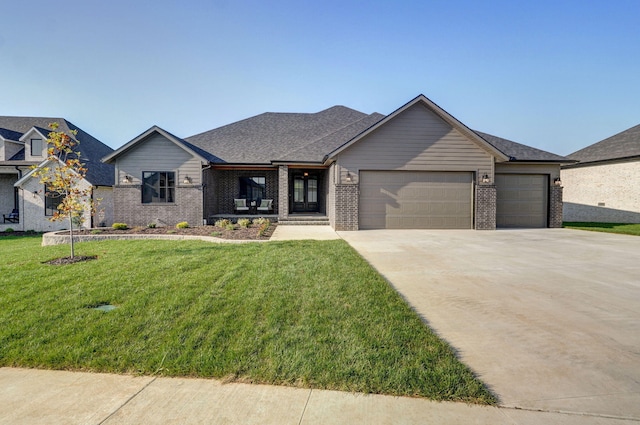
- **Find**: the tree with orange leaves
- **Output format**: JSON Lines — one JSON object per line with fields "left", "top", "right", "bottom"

{"left": 32, "top": 122, "right": 97, "bottom": 259}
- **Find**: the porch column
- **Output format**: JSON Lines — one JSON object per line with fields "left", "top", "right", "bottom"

{"left": 475, "top": 184, "right": 496, "bottom": 230}
{"left": 549, "top": 184, "right": 563, "bottom": 228}
{"left": 278, "top": 165, "right": 288, "bottom": 220}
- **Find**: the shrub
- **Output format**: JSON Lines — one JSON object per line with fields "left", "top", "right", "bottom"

{"left": 257, "top": 219, "right": 271, "bottom": 236}
{"left": 176, "top": 221, "right": 189, "bottom": 229}
{"left": 147, "top": 223, "right": 157, "bottom": 228}
{"left": 215, "top": 219, "right": 231, "bottom": 228}
{"left": 238, "top": 218, "right": 251, "bottom": 228}
{"left": 225, "top": 223, "right": 236, "bottom": 231}
{"left": 112, "top": 223, "right": 128, "bottom": 230}
{"left": 90, "top": 229, "right": 102, "bottom": 234}
{"left": 4, "top": 228, "right": 14, "bottom": 232}
{"left": 252, "top": 217, "right": 268, "bottom": 226}
{"left": 210, "top": 231, "right": 221, "bottom": 237}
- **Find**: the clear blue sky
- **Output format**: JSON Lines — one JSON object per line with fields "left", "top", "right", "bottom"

{"left": 1, "top": 0, "right": 638, "bottom": 155}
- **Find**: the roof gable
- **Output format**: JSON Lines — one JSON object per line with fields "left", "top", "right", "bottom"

{"left": 0, "top": 116, "right": 114, "bottom": 186}
{"left": 326, "top": 94, "right": 510, "bottom": 162}
{"left": 102, "top": 126, "right": 210, "bottom": 164}
{"left": 567, "top": 123, "right": 640, "bottom": 164}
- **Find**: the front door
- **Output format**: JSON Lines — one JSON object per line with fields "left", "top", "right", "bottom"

{"left": 292, "top": 173, "right": 319, "bottom": 212}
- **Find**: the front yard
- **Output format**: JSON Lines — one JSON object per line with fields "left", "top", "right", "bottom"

{"left": 563, "top": 222, "right": 640, "bottom": 236}
{"left": 0, "top": 235, "right": 495, "bottom": 404}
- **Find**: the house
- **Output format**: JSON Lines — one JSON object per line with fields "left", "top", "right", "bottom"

{"left": 0, "top": 117, "right": 114, "bottom": 232}
{"left": 103, "top": 94, "right": 569, "bottom": 231}
{"left": 562, "top": 124, "right": 640, "bottom": 223}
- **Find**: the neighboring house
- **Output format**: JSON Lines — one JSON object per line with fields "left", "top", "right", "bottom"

{"left": 562, "top": 124, "right": 640, "bottom": 223}
{"left": 103, "top": 94, "right": 570, "bottom": 231}
{"left": 0, "top": 117, "right": 114, "bottom": 232}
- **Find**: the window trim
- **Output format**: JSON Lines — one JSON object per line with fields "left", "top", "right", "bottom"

{"left": 142, "top": 171, "right": 176, "bottom": 204}
{"left": 239, "top": 175, "right": 266, "bottom": 203}
{"left": 31, "top": 138, "right": 43, "bottom": 156}
{"left": 44, "top": 185, "right": 63, "bottom": 216}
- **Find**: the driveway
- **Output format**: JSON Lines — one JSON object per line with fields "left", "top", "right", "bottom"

{"left": 338, "top": 229, "right": 640, "bottom": 420}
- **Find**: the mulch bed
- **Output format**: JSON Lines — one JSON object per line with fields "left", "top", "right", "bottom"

{"left": 45, "top": 255, "right": 98, "bottom": 265}
{"left": 73, "top": 224, "right": 277, "bottom": 240}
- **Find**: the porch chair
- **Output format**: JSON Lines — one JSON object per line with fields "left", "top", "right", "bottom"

{"left": 234, "top": 199, "right": 249, "bottom": 214}
{"left": 257, "top": 199, "right": 273, "bottom": 214}
{"left": 3, "top": 209, "right": 19, "bottom": 223}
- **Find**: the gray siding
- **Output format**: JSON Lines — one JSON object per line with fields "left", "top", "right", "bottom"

{"left": 336, "top": 103, "right": 493, "bottom": 184}
{"left": 116, "top": 133, "right": 203, "bottom": 185}
{"left": 495, "top": 163, "right": 560, "bottom": 179}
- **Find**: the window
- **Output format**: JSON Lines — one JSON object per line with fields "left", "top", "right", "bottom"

{"left": 31, "top": 138, "right": 43, "bottom": 156}
{"left": 142, "top": 171, "right": 175, "bottom": 203}
{"left": 239, "top": 176, "right": 266, "bottom": 202}
{"left": 45, "top": 186, "right": 64, "bottom": 216}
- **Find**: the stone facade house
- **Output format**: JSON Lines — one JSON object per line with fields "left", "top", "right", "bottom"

{"left": 104, "top": 94, "right": 569, "bottom": 231}
{"left": 562, "top": 124, "right": 640, "bottom": 223}
{"left": 0, "top": 117, "right": 114, "bottom": 232}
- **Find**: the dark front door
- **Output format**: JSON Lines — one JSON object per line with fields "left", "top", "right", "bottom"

{"left": 292, "top": 174, "right": 319, "bottom": 212}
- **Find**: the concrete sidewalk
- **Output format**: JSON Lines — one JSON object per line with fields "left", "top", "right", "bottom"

{"left": 3, "top": 367, "right": 635, "bottom": 425}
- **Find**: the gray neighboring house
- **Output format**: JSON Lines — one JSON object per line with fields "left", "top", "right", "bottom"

{"left": 562, "top": 124, "right": 640, "bottom": 223}
{"left": 0, "top": 117, "right": 114, "bottom": 231}
{"left": 103, "top": 94, "right": 570, "bottom": 230}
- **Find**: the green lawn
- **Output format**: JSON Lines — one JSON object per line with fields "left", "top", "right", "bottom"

{"left": 0, "top": 235, "right": 495, "bottom": 404}
{"left": 563, "top": 222, "right": 640, "bottom": 236}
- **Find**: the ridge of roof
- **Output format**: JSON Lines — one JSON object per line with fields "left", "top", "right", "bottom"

{"left": 567, "top": 123, "right": 640, "bottom": 164}
{"left": 184, "top": 105, "right": 371, "bottom": 164}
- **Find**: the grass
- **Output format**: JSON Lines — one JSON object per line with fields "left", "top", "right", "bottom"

{"left": 563, "top": 222, "right": 640, "bottom": 236}
{"left": 0, "top": 235, "right": 495, "bottom": 404}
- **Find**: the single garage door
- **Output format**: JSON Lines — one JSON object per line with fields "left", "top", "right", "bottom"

{"left": 495, "top": 174, "right": 548, "bottom": 228}
{"left": 359, "top": 171, "right": 473, "bottom": 229}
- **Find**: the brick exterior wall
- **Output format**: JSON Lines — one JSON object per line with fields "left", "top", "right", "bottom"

{"left": 206, "top": 169, "right": 278, "bottom": 217}
{"left": 334, "top": 184, "right": 359, "bottom": 231}
{"left": 113, "top": 184, "right": 203, "bottom": 227}
{"left": 475, "top": 184, "right": 496, "bottom": 230}
{"left": 278, "top": 166, "right": 289, "bottom": 220}
{"left": 562, "top": 161, "right": 640, "bottom": 223}
{"left": 549, "top": 185, "right": 563, "bottom": 228}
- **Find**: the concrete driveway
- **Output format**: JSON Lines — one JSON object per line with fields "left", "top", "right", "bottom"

{"left": 338, "top": 229, "right": 640, "bottom": 421}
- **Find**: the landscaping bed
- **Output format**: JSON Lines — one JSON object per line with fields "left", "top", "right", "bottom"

{"left": 74, "top": 222, "right": 277, "bottom": 240}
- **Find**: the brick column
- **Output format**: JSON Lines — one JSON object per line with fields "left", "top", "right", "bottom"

{"left": 475, "top": 184, "right": 496, "bottom": 230}
{"left": 549, "top": 185, "right": 563, "bottom": 228}
{"left": 278, "top": 165, "right": 288, "bottom": 220}
{"left": 334, "top": 184, "right": 359, "bottom": 231}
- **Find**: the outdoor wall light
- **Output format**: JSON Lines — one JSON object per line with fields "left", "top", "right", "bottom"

{"left": 346, "top": 172, "right": 352, "bottom": 182}
{"left": 481, "top": 174, "right": 490, "bottom": 183}
{"left": 122, "top": 175, "right": 132, "bottom": 184}
{"left": 554, "top": 177, "right": 562, "bottom": 186}
{"left": 183, "top": 175, "right": 192, "bottom": 184}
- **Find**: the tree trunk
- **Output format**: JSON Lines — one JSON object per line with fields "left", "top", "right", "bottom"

{"left": 69, "top": 214, "right": 75, "bottom": 259}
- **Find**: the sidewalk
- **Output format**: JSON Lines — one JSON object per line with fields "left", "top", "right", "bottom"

{"left": 4, "top": 367, "right": 633, "bottom": 425}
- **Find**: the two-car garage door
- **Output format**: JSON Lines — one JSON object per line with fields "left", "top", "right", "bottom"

{"left": 359, "top": 171, "right": 549, "bottom": 229}
{"left": 359, "top": 171, "right": 473, "bottom": 229}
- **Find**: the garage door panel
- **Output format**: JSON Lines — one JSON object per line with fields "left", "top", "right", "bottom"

{"left": 496, "top": 174, "right": 548, "bottom": 228}
{"left": 359, "top": 171, "right": 472, "bottom": 229}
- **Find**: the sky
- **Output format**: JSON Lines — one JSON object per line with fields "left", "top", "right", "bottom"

{"left": 1, "top": 0, "right": 639, "bottom": 155}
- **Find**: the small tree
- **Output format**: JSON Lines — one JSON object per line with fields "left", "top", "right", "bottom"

{"left": 32, "top": 123, "right": 96, "bottom": 259}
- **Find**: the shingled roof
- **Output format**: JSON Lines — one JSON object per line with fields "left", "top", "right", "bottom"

{"left": 474, "top": 131, "right": 570, "bottom": 162}
{"left": 0, "top": 116, "right": 114, "bottom": 186}
{"left": 566, "top": 123, "right": 640, "bottom": 165}
{"left": 185, "top": 106, "right": 384, "bottom": 164}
